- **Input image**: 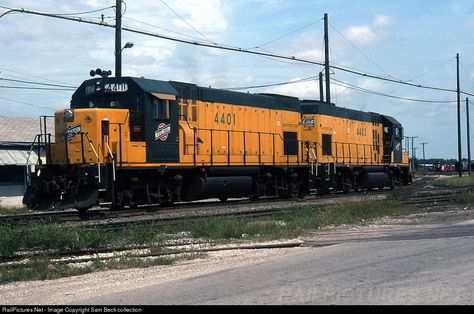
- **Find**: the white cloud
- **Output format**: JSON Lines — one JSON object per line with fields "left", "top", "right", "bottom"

{"left": 345, "top": 25, "right": 378, "bottom": 46}
{"left": 172, "top": 0, "right": 228, "bottom": 34}
{"left": 269, "top": 78, "right": 320, "bottom": 99}
{"left": 373, "top": 14, "right": 394, "bottom": 27}
{"left": 358, "top": 78, "right": 386, "bottom": 92}
{"left": 285, "top": 31, "right": 324, "bottom": 62}
{"left": 345, "top": 14, "right": 394, "bottom": 46}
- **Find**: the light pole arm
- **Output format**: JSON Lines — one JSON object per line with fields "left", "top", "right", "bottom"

{"left": 1, "top": 7, "right": 114, "bottom": 27}
{"left": 0, "top": 8, "right": 20, "bottom": 19}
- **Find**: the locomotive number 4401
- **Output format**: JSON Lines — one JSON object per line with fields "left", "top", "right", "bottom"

{"left": 214, "top": 113, "right": 236, "bottom": 125}
{"left": 105, "top": 83, "right": 129, "bottom": 93}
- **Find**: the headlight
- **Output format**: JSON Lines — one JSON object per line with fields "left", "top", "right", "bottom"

{"left": 64, "top": 109, "right": 74, "bottom": 122}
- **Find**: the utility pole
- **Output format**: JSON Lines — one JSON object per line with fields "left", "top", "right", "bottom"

{"left": 421, "top": 142, "right": 428, "bottom": 170}
{"left": 405, "top": 136, "right": 418, "bottom": 171}
{"left": 411, "top": 136, "right": 418, "bottom": 170}
{"left": 323, "top": 13, "right": 331, "bottom": 104}
{"left": 115, "top": 0, "right": 122, "bottom": 78}
{"left": 457, "top": 53, "right": 462, "bottom": 177}
{"left": 467, "top": 98, "right": 472, "bottom": 176}
{"left": 319, "top": 71, "right": 324, "bottom": 102}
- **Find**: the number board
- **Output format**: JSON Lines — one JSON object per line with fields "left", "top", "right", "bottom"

{"left": 104, "top": 83, "right": 128, "bottom": 93}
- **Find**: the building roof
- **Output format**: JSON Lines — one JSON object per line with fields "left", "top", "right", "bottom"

{"left": 0, "top": 116, "right": 54, "bottom": 144}
{"left": 0, "top": 149, "right": 39, "bottom": 166}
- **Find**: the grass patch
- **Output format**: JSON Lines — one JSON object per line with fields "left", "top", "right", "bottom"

{"left": 0, "top": 253, "right": 194, "bottom": 284}
{"left": 0, "top": 199, "right": 422, "bottom": 284}
{"left": 389, "top": 185, "right": 416, "bottom": 198}
{"left": 0, "top": 206, "right": 29, "bottom": 215}
{"left": 433, "top": 175, "right": 474, "bottom": 187}
{"left": 0, "top": 223, "right": 115, "bottom": 257}
{"left": 169, "top": 200, "right": 420, "bottom": 241}
{"left": 452, "top": 191, "right": 474, "bottom": 204}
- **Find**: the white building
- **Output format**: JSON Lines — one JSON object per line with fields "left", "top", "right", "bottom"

{"left": 0, "top": 115, "right": 54, "bottom": 207}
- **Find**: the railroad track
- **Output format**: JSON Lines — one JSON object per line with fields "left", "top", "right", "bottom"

{"left": 0, "top": 174, "right": 468, "bottom": 228}
{"left": 1, "top": 174, "right": 470, "bottom": 274}
{"left": 0, "top": 190, "right": 388, "bottom": 226}
{"left": 1, "top": 240, "right": 304, "bottom": 268}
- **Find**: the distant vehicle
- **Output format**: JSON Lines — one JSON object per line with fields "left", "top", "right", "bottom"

{"left": 434, "top": 162, "right": 455, "bottom": 172}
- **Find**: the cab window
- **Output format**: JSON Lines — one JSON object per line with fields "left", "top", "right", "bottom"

{"left": 153, "top": 99, "right": 170, "bottom": 119}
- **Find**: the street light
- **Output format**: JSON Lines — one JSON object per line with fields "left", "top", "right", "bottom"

{"left": 122, "top": 42, "right": 134, "bottom": 51}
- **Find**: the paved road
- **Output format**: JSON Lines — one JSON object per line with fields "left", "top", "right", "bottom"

{"left": 77, "top": 222, "right": 474, "bottom": 305}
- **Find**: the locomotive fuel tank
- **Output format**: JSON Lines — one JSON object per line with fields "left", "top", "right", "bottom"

{"left": 358, "top": 172, "right": 388, "bottom": 189}
{"left": 183, "top": 176, "right": 253, "bottom": 201}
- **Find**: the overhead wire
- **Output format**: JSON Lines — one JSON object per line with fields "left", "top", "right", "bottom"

{"left": 407, "top": 57, "right": 455, "bottom": 82}
{"left": 158, "top": 0, "right": 216, "bottom": 45}
{"left": 46, "top": 6, "right": 115, "bottom": 16}
{"left": 223, "top": 76, "right": 318, "bottom": 90}
{"left": 0, "top": 67, "right": 76, "bottom": 86}
{"left": 223, "top": 75, "right": 457, "bottom": 104}
{"left": 0, "top": 77, "right": 76, "bottom": 89}
{"left": 331, "top": 78, "right": 457, "bottom": 104}
{"left": 329, "top": 22, "right": 392, "bottom": 78}
{"left": 0, "top": 96, "right": 56, "bottom": 110}
{"left": 123, "top": 16, "right": 208, "bottom": 42}
{"left": 250, "top": 18, "right": 323, "bottom": 49}
{"left": 2, "top": 6, "right": 473, "bottom": 98}
{"left": 0, "top": 85, "right": 74, "bottom": 91}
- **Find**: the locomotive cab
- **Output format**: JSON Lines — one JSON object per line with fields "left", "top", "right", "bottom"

{"left": 382, "top": 115, "right": 405, "bottom": 164}
{"left": 24, "top": 77, "right": 181, "bottom": 211}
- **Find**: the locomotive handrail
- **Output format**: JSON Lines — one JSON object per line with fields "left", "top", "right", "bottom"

{"left": 83, "top": 132, "right": 101, "bottom": 183}
{"left": 105, "top": 142, "right": 116, "bottom": 182}
{"left": 25, "top": 134, "right": 41, "bottom": 184}
{"left": 188, "top": 127, "right": 285, "bottom": 167}
{"left": 24, "top": 133, "right": 53, "bottom": 185}
{"left": 330, "top": 141, "right": 381, "bottom": 165}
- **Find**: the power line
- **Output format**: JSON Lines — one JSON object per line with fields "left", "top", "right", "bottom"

{"left": 2, "top": 6, "right": 473, "bottom": 97}
{"left": 45, "top": 6, "right": 115, "bottom": 16}
{"left": 0, "top": 85, "right": 74, "bottom": 91}
{"left": 123, "top": 16, "right": 207, "bottom": 42}
{"left": 223, "top": 75, "right": 457, "bottom": 104}
{"left": 158, "top": 0, "right": 215, "bottom": 45}
{"left": 250, "top": 18, "right": 323, "bottom": 49}
{"left": 223, "top": 76, "right": 318, "bottom": 91}
{"left": 0, "top": 67, "right": 76, "bottom": 86}
{"left": 331, "top": 78, "right": 457, "bottom": 104}
{"left": 329, "top": 22, "right": 391, "bottom": 77}
{"left": 407, "top": 58, "right": 454, "bottom": 82}
{"left": 0, "top": 96, "right": 56, "bottom": 110}
{"left": 0, "top": 77, "right": 76, "bottom": 88}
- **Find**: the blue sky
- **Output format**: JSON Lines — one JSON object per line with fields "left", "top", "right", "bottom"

{"left": 1, "top": 0, "right": 474, "bottom": 159}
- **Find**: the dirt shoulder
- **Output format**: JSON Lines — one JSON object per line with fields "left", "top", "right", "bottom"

{"left": 1, "top": 204, "right": 474, "bottom": 305}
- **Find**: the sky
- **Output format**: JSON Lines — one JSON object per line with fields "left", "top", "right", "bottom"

{"left": 1, "top": 0, "right": 474, "bottom": 159}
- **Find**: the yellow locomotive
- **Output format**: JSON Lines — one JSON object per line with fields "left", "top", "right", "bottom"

{"left": 23, "top": 76, "right": 410, "bottom": 211}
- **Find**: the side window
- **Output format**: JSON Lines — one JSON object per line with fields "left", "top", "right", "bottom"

{"left": 283, "top": 132, "right": 298, "bottom": 156}
{"left": 153, "top": 99, "right": 170, "bottom": 120}
{"left": 395, "top": 127, "right": 403, "bottom": 139}
{"left": 191, "top": 105, "right": 198, "bottom": 122}
{"left": 182, "top": 102, "right": 189, "bottom": 121}
{"left": 322, "top": 134, "right": 332, "bottom": 156}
